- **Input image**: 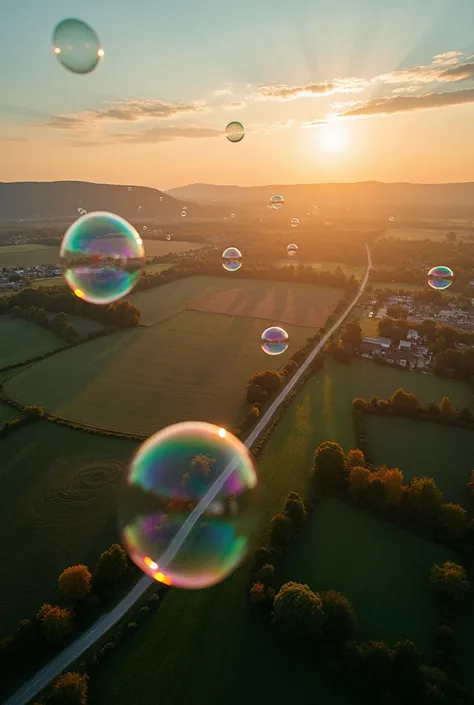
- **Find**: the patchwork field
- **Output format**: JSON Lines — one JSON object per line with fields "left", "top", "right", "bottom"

{"left": 0, "top": 317, "right": 65, "bottom": 367}
{"left": 366, "top": 415, "right": 474, "bottom": 509}
{"left": 88, "top": 358, "right": 473, "bottom": 705}
{"left": 282, "top": 498, "right": 458, "bottom": 656}
{"left": 0, "top": 422, "right": 137, "bottom": 634}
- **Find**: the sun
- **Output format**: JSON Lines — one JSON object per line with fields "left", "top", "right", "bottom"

{"left": 318, "top": 122, "right": 348, "bottom": 152}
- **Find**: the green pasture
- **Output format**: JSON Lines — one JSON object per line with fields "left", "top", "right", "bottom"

{"left": 382, "top": 227, "right": 471, "bottom": 242}
{"left": 0, "top": 317, "right": 65, "bottom": 367}
{"left": 88, "top": 357, "right": 472, "bottom": 705}
{"left": 272, "top": 258, "right": 367, "bottom": 278}
{"left": 0, "top": 402, "right": 21, "bottom": 425}
{"left": 0, "top": 422, "right": 138, "bottom": 634}
{"left": 141, "top": 239, "right": 203, "bottom": 257}
{"left": 0, "top": 245, "right": 59, "bottom": 267}
{"left": 366, "top": 415, "right": 474, "bottom": 509}
{"left": 282, "top": 498, "right": 458, "bottom": 656}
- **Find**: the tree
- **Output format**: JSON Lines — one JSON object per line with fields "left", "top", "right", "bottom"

{"left": 359, "top": 640, "right": 394, "bottom": 693}
{"left": 58, "top": 565, "right": 92, "bottom": 601}
{"left": 345, "top": 448, "right": 366, "bottom": 469}
{"left": 37, "top": 604, "right": 73, "bottom": 644}
{"left": 348, "top": 465, "right": 372, "bottom": 501}
{"left": 249, "top": 581, "right": 267, "bottom": 605}
{"left": 49, "top": 672, "right": 89, "bottom": 705}
{"left": 439, "top": 502, "right": 468, "bottom": 542}
{"left": 393, "top": 639, "right": 421, "bottom": 695}
{"left": 390, "top": 388, "right": 420, "bottom": 415}
{"left": 377, "top": 467, "right": 404, "bottom": 505}
{"left": 283, "top": 491, "right": 307, "bottom": 530}
{"left": 320, "top": 590, "right": 357, "bottom": 644}
{"left": 457, "top": 407, "right": 473, "bottom": 424}
{"left": 272, "top": 582, "right": 324, "bottom": 640}
{"left": 94, "top": 544, "right": 128, "bottom": 588}
{"left": 352, "top": 397, "right": 368, "bottom": 411}
{"left": 429, "top": 561, "right": 471, "bottom": 602}
{"left": 313, "top": 440, "right": 346, "bottom": 492}
{"left": 269, "top": 513, "right": 293, "bottom": 550}
{"left": 439, "top": 396, "right": 455, "bottom": 418}
{"left": 252, "top": 546, "right": 274, "bottom": 571}
{"left": 247, "top": 370, "right": 282, "bottom": 398}
{"left": 342, "top": 322, "right": 362, "bottom": 347}
{"left": 253, "top": 564, "right": 275, "bottom": 586}
{"left": 445, "top": 231, "right": 456, "bottom": 241}
{"left": 407, "top": 477, "right": 444, "bottom": 526}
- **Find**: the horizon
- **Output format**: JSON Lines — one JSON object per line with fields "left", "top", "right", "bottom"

{"left": 1, "top": 0, "right": 474, "bottom": 189}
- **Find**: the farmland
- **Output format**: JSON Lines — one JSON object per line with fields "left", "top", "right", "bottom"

{"left": 382, "top": 227, "right": 472, "bottom": 241}
{"left": 281, "top": 498, "right": 458, "bottom": 657}
{"left": 88, "top": 357, "right": 473, "bottom": 705}
{"left": 0, "top": 422, "right": 137, "bottom": 634}
{"left": 0, "top": 317, "right": 65, "bottom": 367}
{"left": 366, "top": 415, "right": 474, "bottom": 509}
{"left": 4, "top": 276, "right": 338, "bottom": 434}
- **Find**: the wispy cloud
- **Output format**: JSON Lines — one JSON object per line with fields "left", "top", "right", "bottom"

{"left": 379, "top": 52, "right": 474, "bottom": 86}
{"left": 314, "top": 87, "right": 474, "bottom": 121}
{"left": 250, "top": 119, "right": 294, "bottom": 134}
{"left": 47, "top": 99, "right": 208, "bottom": 130}
{"left": 222, "top": 100, "right": 246, "bottom": 111}
{"left": 251, "top": 78, "right": 370, "bottom": 101}
{"left": 111, "top": 124, "right": 221, "bottom": 144}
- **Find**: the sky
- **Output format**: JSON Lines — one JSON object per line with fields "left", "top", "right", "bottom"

{"left": 1, "top": 0, "right": 474, "bottom": 189}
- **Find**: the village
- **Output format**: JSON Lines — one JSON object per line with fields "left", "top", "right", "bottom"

{"left": 357, "top": 292, "right": 474, "bottom": 373}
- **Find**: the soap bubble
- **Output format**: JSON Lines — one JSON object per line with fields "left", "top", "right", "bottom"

{"left": 222, "top": 247, "right": 242, "bottom": 272}
{"left": 118, "top": 421, "right": 260, "bottom": 590}
{"left": 52, "top": 18, "right": 103, "bottom": 75}
{"left": 290, "top": 218, "right": 299, "bottom": 228}
{"left": 225, "top": 121, "right": 245, "bottom": 143}
{"left": 181, "top": 210, "right": 187, "bottom": 217}
{"left": 427, "top": 266, "right": 454, "bottom": 291}
{"left": 143, "top": 226, "right": 147, "bottom": 231}
{"left": 270, "top": 195, "right": 284, "bottom": 210}
{"left": 166, "top": 234, "right": 172, "bottom": 241}
{"left": 231, "top": 213, "right": 235, "bottom": 218}
{"left": 160, "top": 197, "right": 163, "bottom": 202}
{"left": 138, "top": 206, "right": 142, "bottom": 211}
{"left": 128, "top": 187, "right": 132, "bottom": 192}
{"left": 389, "top": 216, "right": 395, "bottom": 223}
{"left": 287, "top": 243, "right": 298, "bottom": 256}
{"left": 261, "top": 326, "right": 289, "bottom": 355}
{"left": 60, "top": 211, "right": 144, "bottom": 305}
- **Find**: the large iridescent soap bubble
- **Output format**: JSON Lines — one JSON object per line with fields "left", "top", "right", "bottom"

{"left": 427, "top": 265, "right": 454, "bottom": 291}
{"left": 118, "top": 422, "right": 260, "bottom": 589}
{"left": 287, "top": 243, "right": 298, "bottom": 256}
{"left": 261, "top": 326, "right": 289, "bottom": 355}
{"left": 52, "top": 19, "right": 103, "bottom": 75}
{"left": 225, "top": 121, "right": 245, "bottom": 143}
{"left": 60, "top": 211, "right": 144, "bottom": 305}
{"left": 222, "top": 247, "right": 242, "bottom": 272}
{"left": 290, "top": 218, "right": 299, "bottom": 228}
{"left": 270, "top": 195, "right": 284, "bottom": 210}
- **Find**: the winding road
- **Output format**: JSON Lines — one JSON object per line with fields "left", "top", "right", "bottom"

{"left": 5, "top": 245, "right": 372, "bottom": 705}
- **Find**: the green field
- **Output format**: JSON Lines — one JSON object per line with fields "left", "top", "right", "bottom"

{"left": 0, "top": 402, "right": 21, "bottom": 425}
{"left": 4, "top": 276, "right": 341, "bottom": 434}
{"left": 366, "top": 415, "right": 474, "bottom": 509}
{"left": 272, "top": 258, "right": 367, "bottom": 278}
{"left": 88, "top": 357, "right": 473, "bottom": 705}
{"left": 141, "top": 239, "right": 204, "bottom": 257}
{"left": 282, "top": 498, "right": 458, "bottom": 656}
{"left": 382, "top": 227, "right": 471, "bottom": 241}
{"left": 0, "top": 422, "right": 138, "bottom": 634}
{"left": 0, "top": 245, "right": 59, "bottom": 267}
{"left": 0, "top": 318, "right": 65, "bottom": 367}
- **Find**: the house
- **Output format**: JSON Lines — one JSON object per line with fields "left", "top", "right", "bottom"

{"left": 469, "top": 279, "right": 474, "bottom": 287}
{"left": 362, "top": 336, "right": 392, "bottom": 350}
{"left": 407, "top": 329, "right": 419, "bottom": 340}
{"left": 399, "top": 340, "right": 412, "bottom": 351}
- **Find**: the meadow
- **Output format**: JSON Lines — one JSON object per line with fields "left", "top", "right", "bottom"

{"left": 366, "top": 415, "right": 474, "bottom": 509}
{"left": 4, "top": 276, "right": 340, "bottom": 434}
{"left": 281, "top": 498, "right": 458, "bottom": 656}
{"left": 382, "top": 227, "right": 472, "bottom": 241}
{"left": 0, "top": 422, "right": 138, "bottom": 634}
{"left": 87, "top": 358, "right": 473, "bottom": 705}
{"left": 0, "top": 317, "right": 65, "bottom": 367}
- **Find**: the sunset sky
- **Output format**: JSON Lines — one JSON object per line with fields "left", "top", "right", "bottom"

{"left": 1, "top": 0, "right": 474, "bottom": 189}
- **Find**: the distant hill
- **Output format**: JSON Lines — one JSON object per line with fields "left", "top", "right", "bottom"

{"left": 0, "top": 181, "right": 219, "bottom": 221}
{"left": 166, "top": 181, "right": 474, "bottom": 209}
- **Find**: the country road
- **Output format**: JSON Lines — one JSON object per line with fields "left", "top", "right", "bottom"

{"left": 4, "top": 244, "right": 372, "bottom": 705}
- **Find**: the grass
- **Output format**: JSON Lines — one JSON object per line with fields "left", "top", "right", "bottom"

{"left": 372, "top": 280, "right": 425, "bottom": 292}
{"left": 0, "top": 317, "right": 65, "bottom": 367}
{"left": 272, "top": 258, "right": 367, "bottom": 278}
{"left": 281, "top": 498, "right": 459, "bottom": 657}
{"left": 0, "top": 245, "right": 59, "bottom": 267}
{"left": 141, "top": 239, "right": 204, "bottom": 256}
{"left": 366, "top": 415, "right": 474, "bottom": 509}
{"left": 32, "top": 276, "right": 63, "bottom": 288}
{"left": 0, "top": 422, "right": 138, "bottom": 634}
{"left": 87, "top": 358, "right": 473, "bottom": 705}
{"left": 0, "top": 402, "right": 21, "bottom": 424}
{"left": 382, "top": 227, "right": 472, "bottom": 241}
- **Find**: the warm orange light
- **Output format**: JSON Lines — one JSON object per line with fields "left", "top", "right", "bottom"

{"left": 218, "top": 427, "right": 226, "bottom": 438}
{"left": 318, "top": 122, "right": 347, "bottom": 152}
{"left": 73, "top": 288, "right": 85, "bottom": 299}
{"left": 154, "top": 571, "right": 172, "bottom": 586}
{"left": 98, "top": 48, "right": 104, "bottom": 57}
{"left": 144, "top": 556, "right": 158, "bottom": 571}
{"left": 54, "top": 47, "right": 61, "bottom": 55}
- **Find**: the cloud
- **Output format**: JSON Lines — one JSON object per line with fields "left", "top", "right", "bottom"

{"left": 379, "top": 52, "right": 474, "bottom": 86}
{"left": 212, "top": 88, "right": 233, "bottom": 97}
{"left": 47, "top": 99, "right": 208, "bottom": 130}
{"left": 250, "top": 119, "right": 294, "bottom": 134}
{"left": 222, "top": 100, "right": 246, "bottom": 111}
{"left": 251, "top": 78, "right": 370, "bottom": 101}
{"left": 319, "top": 87, "right": 474, "bottom": 120}
{"left": 111, "top": 124, "right": 221, "bottom": 144}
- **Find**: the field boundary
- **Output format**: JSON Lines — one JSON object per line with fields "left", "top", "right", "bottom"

{"left": 3, "top": 245, "right": 372, "bottom": 705}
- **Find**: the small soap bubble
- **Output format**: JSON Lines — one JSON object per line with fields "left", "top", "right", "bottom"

{"left": 138, "top": 206, "right": 142, "bottom": 211}
{"left": 181, "top": 210, "right": 187, "bottom": 217}
{"left": 52, "top": 18, "right": 103, "bottom": 75}
{"left": 261, "top": 327, "right": 289, "bottom": 355}
{"left": 118, "top": 421, "right": 260, "bottom": 590}
{"left": 166, "top": 234, "right": 172, "bottom": 241}
{"left": 270, "top": 195, "right": 284, "bottom": 210}
{"left": 389, "top": 216, "right": 395, "bottom": 223}
{"left": 128, "top": 187, "right": 132, "bottom": 192}
{"left": 222, "top": 247, "right": 242, "bottom": 272}
{"left": 287, "top": 243, "right": 298, "bottom": 256}
{"left": 427, "top": 266, "right": 454, "bottom": 291}
{"left": 60, "top": 211, "right": 144, "bottom": 305}
{"left": 290, "top": 218, "right": 299, "bottom": 228}
{"left": 225, "top": 121, "right": 245, "bottom": 143}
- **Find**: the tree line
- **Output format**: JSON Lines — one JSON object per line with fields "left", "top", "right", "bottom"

{"left": 11, "top": 305, "right": 79, "bottom": 344}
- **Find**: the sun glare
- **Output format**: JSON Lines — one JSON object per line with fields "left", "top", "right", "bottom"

{"left": 318, "top": 122, "right": 347, "bottom": 152}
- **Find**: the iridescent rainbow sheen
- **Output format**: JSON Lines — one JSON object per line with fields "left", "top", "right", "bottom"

{"left": 270, "top": 194, "right": 284, "bottom": 210}
{"left": 222, "top": 247, "right": 242, "bottom": 272}
{"left": 118, "top": 422, "right": 260, "bottom": 590}
{"left": 60, "top": 211, "right": 144, "bottom": 305}
{"left": 287, "top": 243, "right": 298, "bottom": 256}
{"left": 52, "top": 19, "right": 103, "bottom": 75}
{"left": 427, "top": 265, "right": 454, "bottom": 291}
{"left": 261, "top": 326, "right": 289, "bottom": 355}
